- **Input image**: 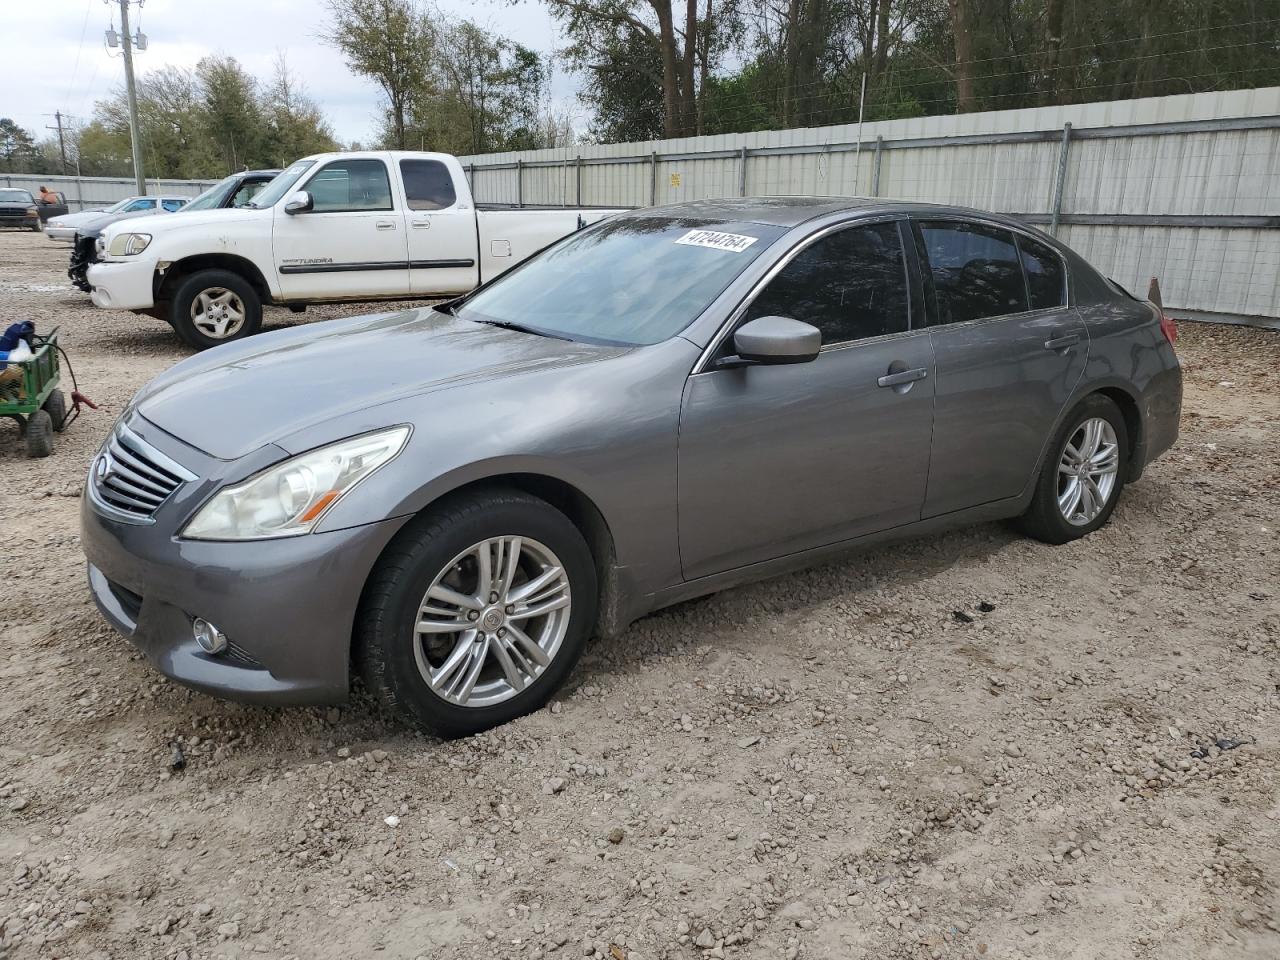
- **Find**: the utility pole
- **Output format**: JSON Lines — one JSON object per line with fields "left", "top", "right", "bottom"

{"left": 118, "top": 0, "right": 145, "bottom": 194}
{"left": 46, "top": 112, "right": 69, "bottom": 175}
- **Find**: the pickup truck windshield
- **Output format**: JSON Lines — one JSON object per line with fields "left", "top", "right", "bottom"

{"left": 247, "top": 161, "right": 314, "bottom": 208}
{"left": 184, "top": 175, "right": 241, "bottom": 211}
{"left": 455, "top": 217, "right": 785, "bottom": 346}
{"left": 0, "top": 189, "right": 34, "bottom": 203}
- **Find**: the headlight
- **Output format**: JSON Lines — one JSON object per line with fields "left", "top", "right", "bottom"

{"left": 182, "top": 427, "right": 410, "bottom": 541}
{"left": 26, "top": 205, "right": 38, "bottom": 215}
{"left": 49, "top": 218, "right": 64, "bottom": 227}
{"left": 107, "top": 232, "right": 152, "bottom": 256}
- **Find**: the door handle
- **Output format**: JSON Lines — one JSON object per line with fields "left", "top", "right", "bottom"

{"left": 1044, "top": 332, "right": 1080, "bottom": 350}
{"left": 877, "top": 367, "right": 929, "bottom": 388}
{"left": 411, "top": 219, "right": 431, "bottom": 229}
{"left": 375, "top": 220, "right": 397, "bottom": 231}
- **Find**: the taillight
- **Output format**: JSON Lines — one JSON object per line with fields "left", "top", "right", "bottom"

{"left": 1158, "top": 307, "right": 1177, "bottom": 346}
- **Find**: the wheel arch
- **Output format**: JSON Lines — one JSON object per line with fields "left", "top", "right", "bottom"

{"left": 358, "top": 471, "right": 624, "bottom": 652}
{"left": 155, "top": 253, "right": 272, "bottom": 306}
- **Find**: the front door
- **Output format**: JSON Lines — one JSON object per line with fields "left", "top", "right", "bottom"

{"left": 397, "top": 157, "right": 481, "bottom": 296}
{"left": 273, "top": 157, "right": 409, "bottom": 300}
{"left": 913, "top": 219, "right": 1088, "bottom": 517}
{"left": 678, "top": 219, "right": 936, "bottom": 581}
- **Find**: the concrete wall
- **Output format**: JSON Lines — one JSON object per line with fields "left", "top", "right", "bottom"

{"left": 460, "top": 87, "right": 1280, "bottom": 323}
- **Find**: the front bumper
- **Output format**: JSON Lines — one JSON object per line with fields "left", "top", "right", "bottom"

{"left": 80, "top": 418, "right": 409, "bottom": 706}
{"left": 0, "top": 213, "right": 39, "bottom": 229}
{"left": 88, "top": 257, "right": 157, "bottom": 310}
{"left": 45, "top": 225, "right": 77, "bottom": 241}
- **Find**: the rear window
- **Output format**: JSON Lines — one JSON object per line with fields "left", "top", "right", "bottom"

{"left": 1018, "top": 234, "right": 1067, "bottom": 310}
{"left": 918, "top": 220, "right": 1028, "bottom": 324}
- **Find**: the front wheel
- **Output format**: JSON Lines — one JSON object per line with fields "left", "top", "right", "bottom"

{"left": 356, "top": 490, "right": 597, "bottom": 738}
{"left": 1018, "top": 393, "right": 1129, "bottom": 544}
{"left": 170, "top": 269, "right": 262, "bottom": 349}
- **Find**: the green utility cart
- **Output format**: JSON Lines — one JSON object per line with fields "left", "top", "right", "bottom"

{"left": 0, "top": 329, "right": 68, "bottom": 458}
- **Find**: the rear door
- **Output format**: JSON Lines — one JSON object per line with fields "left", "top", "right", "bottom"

{"left": 678, "top": 218, "right": 936, "bottom": 579}
{"left": 273, "top": 157, "right": 409, "bottom": 300}
{"left": 399, "top": 157, "right": 479, "bottom": 295}
{"left": 913, "top": 219, "right": 1086, "bottom": 517}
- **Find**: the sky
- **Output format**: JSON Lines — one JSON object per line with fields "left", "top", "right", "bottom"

{"left": 0, "top": 0, "right": 583, "bottom": 147}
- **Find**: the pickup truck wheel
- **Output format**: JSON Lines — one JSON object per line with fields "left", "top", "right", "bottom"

{"left": 356, "top": 490, "right": 597, "bottom": 738}
{"left": 171, "top": 270, "right": 261, "bottom": 349}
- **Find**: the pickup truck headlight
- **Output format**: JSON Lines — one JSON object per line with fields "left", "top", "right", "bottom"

{"left": 107, "top": 232, "right": 152, "bottom": 256}
{"left": 182, "top": 427, "right": 410, "bottom": 541}
{"left": 26, "top": 205, "right": 38, "bottom": 215}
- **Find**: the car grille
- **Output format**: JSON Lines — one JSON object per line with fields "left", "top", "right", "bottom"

{"left": 91, "top": 422, "right": 197, "bottom": 520}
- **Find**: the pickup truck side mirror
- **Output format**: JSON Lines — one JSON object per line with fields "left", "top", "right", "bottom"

{"left": 717, "top": 316, "right": 822, "bottom": 369}
{"left": 284, "top": 191, "right": 314, "bottom": 215}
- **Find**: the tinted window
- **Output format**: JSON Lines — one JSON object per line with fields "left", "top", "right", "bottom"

{"left": 124, "top": 199, "right": 156, "bottom": 212}
{"left": 307, "top": 159, "right": 393, "bottom": 212}
{"left": 160, "top": 199, "right": 185, "bottom": 212}
{"left": 456, "top": 218, "right": 784, "bottom": 346}
{"left": 919, "top": 221, "right": 1027, "bottom": 324}
{"left": 743, "top": 221, "right": 910, "bottom": 345}
{"left": 1019, "top": 235, "right": 1066, "bottom": 310}
{"left": 401, "top": 159, "right": 457, "bottom": 211}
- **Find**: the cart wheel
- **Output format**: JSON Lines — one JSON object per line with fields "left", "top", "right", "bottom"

{"left": 26, "top": 409, "right": 54, "bottom": 458}
{"left": 43, "top": 389, "right": 68, "bottom": 432}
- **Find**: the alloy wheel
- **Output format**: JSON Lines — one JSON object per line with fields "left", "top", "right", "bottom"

{"left": 413, "top": 536, "right": 572, "bottom": 708}
{"left": 1057, "top": 417, "right": 1120, "bottom": 526}
{"left": 191, "top": 287, "right": 247, "bottom": 340}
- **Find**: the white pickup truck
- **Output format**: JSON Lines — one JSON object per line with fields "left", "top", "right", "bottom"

{"left": 88, "top": 151, "right": 624, "bottom": 348}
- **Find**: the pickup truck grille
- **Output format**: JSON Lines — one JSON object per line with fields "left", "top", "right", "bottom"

{"left": 91, "top": 423, "right": 195, "bottom": 520}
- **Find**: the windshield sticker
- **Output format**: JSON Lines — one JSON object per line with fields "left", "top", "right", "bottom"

{"left": 674, "top": 229, "right": 759, "bottom": 253}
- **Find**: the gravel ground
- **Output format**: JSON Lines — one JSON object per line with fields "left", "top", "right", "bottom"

{"left": 0, "top": 230, "right": 1277, "bottom": 960}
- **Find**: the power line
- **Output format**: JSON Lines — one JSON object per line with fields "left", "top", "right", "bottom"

{"left": 65, "top": 0, "right": 95, "bottom": 110}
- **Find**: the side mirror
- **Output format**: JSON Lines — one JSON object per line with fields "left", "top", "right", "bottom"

{"left": 720, "top": 316, "right": 821, "bottom": 368}
{"left": 284, "top": 191, "right": 314, "bottom": 215}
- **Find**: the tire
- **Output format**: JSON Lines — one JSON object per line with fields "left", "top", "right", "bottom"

{"left": 1018, "top": 393, "right": 1129, "bottom": 544}
{"left": 25, "top": 409, "right": 53, "bottom": 458}
{"left": 170, "top": 269, "right": 261, "bottom": 350}
{"left": 356, "top": 489, "right": 597, "bottom": 738}
{"left": 42, "top": 389, "right": 67, "bottom": 431}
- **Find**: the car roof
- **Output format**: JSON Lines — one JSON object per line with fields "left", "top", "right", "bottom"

{"left": 631, "top": 196, "right": 1043, "bottom": 233}
{"left": 242, "top": 169, "right": 282, "bottom": 176}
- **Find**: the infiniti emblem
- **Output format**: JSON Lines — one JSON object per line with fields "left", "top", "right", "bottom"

{"left": 95, "top": 453, "right": 112, "bottom": 483}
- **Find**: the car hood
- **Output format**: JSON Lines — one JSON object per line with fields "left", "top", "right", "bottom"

{"left": 0, "top": 200, "right": 35, "bottom": 211}
{"left": 101, "top": 207, "right": 259, "bottom": 243}
{"left": 47, "top": 208, "right": 127, "bottom": 227}
{"left": 135, "top": 308, "right": 628, "bottom": 460}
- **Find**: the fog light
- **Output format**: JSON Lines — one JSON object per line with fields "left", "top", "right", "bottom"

{"left": 192, "top": 618, "right": 227, "bottom": 655}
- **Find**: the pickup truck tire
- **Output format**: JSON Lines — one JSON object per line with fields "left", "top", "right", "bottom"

{"left": 356, "top": 489, "right": 597, "bottom": 738}
{"left": 171, "top": 269, "right": 262, "bottom": 350}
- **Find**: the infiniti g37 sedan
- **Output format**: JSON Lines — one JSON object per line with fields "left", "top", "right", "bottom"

{"left": 81, "top": 198, "right": 1182, "bottom": 736}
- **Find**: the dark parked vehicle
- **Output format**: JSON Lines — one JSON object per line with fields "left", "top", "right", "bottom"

{"left": 68, "top": 171, "right": 279, "bottom": 291}
{"left": 81, "top": 198, "right": 1181, "bottom": 737}
{"left": 0, "top": 188, "right": 65, "bottom": 230}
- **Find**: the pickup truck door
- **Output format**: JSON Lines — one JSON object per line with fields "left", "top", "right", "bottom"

{"left": 273, "top": 157, "right": 409, "bottom": 300}
{"left": 398, "top": 157, "right": 480, "bottom": 296}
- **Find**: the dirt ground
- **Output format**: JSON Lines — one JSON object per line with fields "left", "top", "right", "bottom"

{"left": 0, "top": 229, "right": 1277, "bottom": 960}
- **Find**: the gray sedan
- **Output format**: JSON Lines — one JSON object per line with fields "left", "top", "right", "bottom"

{"left": 81, "top": 198, "right": 1182, "bottom": 736}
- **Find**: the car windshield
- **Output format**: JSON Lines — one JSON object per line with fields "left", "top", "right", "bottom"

{"left": 99, "top": 197, "right": 136, "bottom": 214}
{"left": 0, "top": 189, "right": 33, "bottom": 203}
{"left": 455, "top": 217, "right": 785, "bottom": 346}
{"left": 183, "top": 175, "right": 240, "bottom": 211}
{"left": 246, "top": 161, "right": 315, "bottom": 208}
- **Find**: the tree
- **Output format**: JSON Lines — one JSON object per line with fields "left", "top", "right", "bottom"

{"left": 546, "top": 0, "right": 733, "bottom": 138}
{"left": 0, "top": 119, "right": 44, "bottom": 173}
{"left": 263, "top": 54, "right": 341, "bottom": 165}
{"left": 324, "top": 0, "right": 433, "bottom": 149}
{"left": 197, "top": 57, "right": 266, "bottom": 173}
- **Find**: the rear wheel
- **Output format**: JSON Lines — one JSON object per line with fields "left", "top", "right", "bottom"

{"left": 357, "top": 489, "right": 597, "bottom": 738}
{"left": 1018, "top": 393, "right": 1128, "bottom": 544}
{"left": 42, "top": 389, "right": 67, "bottom": 431}
{"left": 170, "top": 269, "right": 261, "bottom": 349}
